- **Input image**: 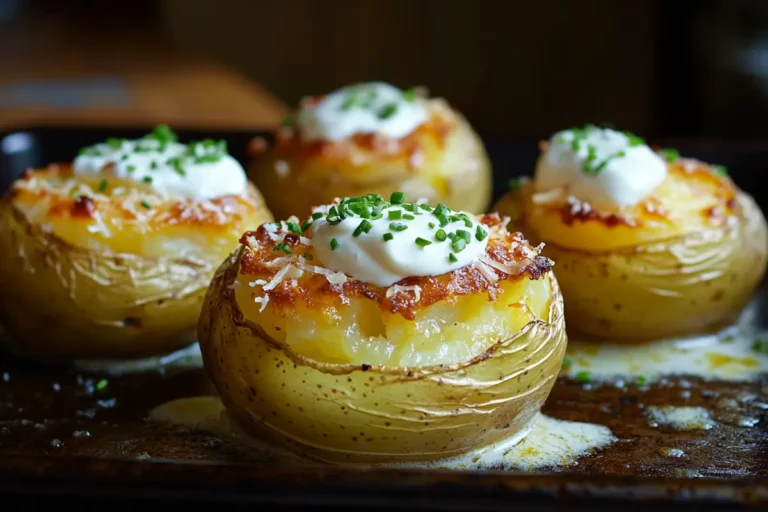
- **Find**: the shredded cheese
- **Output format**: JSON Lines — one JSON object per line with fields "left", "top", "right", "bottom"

{"left": 385, "top": 285, "right": 422, "bottom": 301}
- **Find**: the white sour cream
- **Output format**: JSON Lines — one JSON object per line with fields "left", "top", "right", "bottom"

{"left": 535, "top": 126, "right": 667, "bottom": 208}
{"left": 296, "top": 82, "right": 429, "bottom": 142}
{"left": 312, "top": 198, "right": 488, "bottom": 287}
{"left": 73, "top": 132, "right": 247, "bottom": 201}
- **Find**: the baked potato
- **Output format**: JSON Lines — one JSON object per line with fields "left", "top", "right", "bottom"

{"left": 248, "top": 81, "right": 492, "bottom": 220}
{"left": 198, "top": 193, "right": 566, "bottom": 463}
{"left": 0, "top": 126, "right": 273, "bottom": 360}
{"left": 494, "top": 126, "right": 768, "bottom": 342}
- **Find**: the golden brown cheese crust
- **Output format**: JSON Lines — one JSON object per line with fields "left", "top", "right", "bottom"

{"left": 534, "top": 156, "right": 738, "bottom": 228}
{"left": 248, "top": 103, "right": 452, "bottom": 170}
{"left": 238, "top": 213, "right": 552, "bottom": 320}
{"left": 11, "top": 164, "right": 260, "bottom": 233}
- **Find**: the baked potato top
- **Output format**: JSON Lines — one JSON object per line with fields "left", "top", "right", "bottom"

{"left": 525, "top": 127, "right": 739, "bottom": 251}
{"left": 231, "top": 193, "right": 555, "bottom": 366}
{"left": 8, "top": 164, "right": 267, "bottom": 259}
{"left": 249, "top": 89, "right": 461, "bottom": 177}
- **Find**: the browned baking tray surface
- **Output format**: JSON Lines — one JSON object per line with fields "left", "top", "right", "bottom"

{"left": 0, "top": 127, "right": 766, "bottom": 510}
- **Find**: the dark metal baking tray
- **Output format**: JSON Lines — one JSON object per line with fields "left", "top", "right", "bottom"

{"left": 0, "top": 126, "right": 766, "bottom": 511}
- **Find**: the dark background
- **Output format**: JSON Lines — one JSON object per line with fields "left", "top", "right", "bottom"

{"left": 2, "top": 0, "right": 768, "bottom": 140}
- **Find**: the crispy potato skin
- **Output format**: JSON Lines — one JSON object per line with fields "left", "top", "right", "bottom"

{"left": 198, "top": 241, "right": 566, "bottom": 464}
{"left": 0, "top": 166, "right": 273, "bottom": 360}
{"left": 494, "top": 161, "right": 768, "bottom": 342}
{"left": 248, "top": 99, "right": 492, "bottom": 220}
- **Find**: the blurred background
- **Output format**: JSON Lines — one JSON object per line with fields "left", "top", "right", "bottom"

{"left": 1, "top": 0, "right": 768, "bottom": 141}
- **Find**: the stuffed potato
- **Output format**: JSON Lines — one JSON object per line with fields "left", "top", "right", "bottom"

{"left": 494, "top": 125, "right": 768, "bottom": 342}
{"left": 0, "top": 125, "right": 273, "bottom": 360}
{"left": 198, "top": 193, "right": 566, "bottom": 463}
{"left": 248, "top": 82, "right": 492, "bottom": 220}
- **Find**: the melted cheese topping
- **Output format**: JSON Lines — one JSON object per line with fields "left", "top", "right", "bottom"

{"left": 296, "top": 82, "right": 428, "bottom": 142}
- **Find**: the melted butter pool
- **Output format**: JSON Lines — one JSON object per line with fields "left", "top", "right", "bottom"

{"left": 148, "top": 396, "right": 615, "bottom": 471}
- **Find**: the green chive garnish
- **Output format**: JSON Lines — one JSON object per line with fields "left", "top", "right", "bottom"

{"left": 95, "top": 379, "right": 108, "bottom": 391}
{"left": 402, "top": 213, "right": 415, "bottom": 220}
{"left": 140, "top": 200, "right": 152, "bottom": 209}
{"left": 389, "top": 222, "right": 408, "bottom": 232}
{"left": 637, "top": 375, "right": 648, "bottom": 386}
{"left": 575, "top": 371, "right": 591, "bottom": 384}
{"left": 312, "top": 212, "right": 324, "bottom": 220}
{"left": 713, "top": 165, "right": 728, "bottom": 176}
{"left": 127, "top": 164, "right": 137, "bottom": 172}
{"left": 435, "top": 229, "right": 447, "bottom": 242}
{"left": 142, "top": 176, "right": 153, "bottom": 184}
{"left": 475, "top": 225, "right": 487, "bottom": 241}
{"left": 402, "top": 88, "right": 416, "bottom": 102}
{"left": 286, "top": 221, "right": 302, "bottom": 235}
{"left": 273, "top": 242, "right": 292, "bottom": 254}
{"left": 330, "top": 238, "right": 339, "bottom": 250}
{"left": 98, "top": 179, "right": 108, "bottom": 193}
{"left": 448, "top": 253, "right": 458, "bottom": 263}
{"left": 390, "top": 192, "right": 405, "bottom": 204}
{"left": 378, "top": 103, "right": 398, "bottom": 119}
{"left": 388, "top": 210, "right": 402, "bottom": 220}
{"left": 659, "top": 148, "right": 679, "bottom": 163}
{"left": 383, "top": 233, "right": 394, "bottom": 242}
{"left": 452, "top": 238, "right": 467, "bottom": 253}
{"left": 301, "top": 219, "right": 312, "bottom": 232}
{"left": 353, "top": 219, "right": 373, "bottom": 237}
{"left": 415, "top": 237, "right": 432, "bottom": 248}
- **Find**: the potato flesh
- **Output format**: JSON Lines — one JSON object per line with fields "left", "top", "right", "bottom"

{"left": 527, "top": 165, "right": 736, "bottom": 251}
{"left": 235, "top": 272, "right": 552, "bottom": 367}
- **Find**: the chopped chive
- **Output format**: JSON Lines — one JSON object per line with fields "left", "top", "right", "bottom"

{"left": 97, "top": 179, "right": 108, "bottom": 193}
{"left": 402, "top": 88, "right": 416, "bottom": 102}
{"left": 415, "top": 237, "right": 432, "bottom": 248}
{"left": 121, "top": 154, "right": 130, "bottom": 161}
{"left": 390, "top": 192, "right": 405, "bottom": 204}
{"left": 401, "top": 203, "right": 415, "bottom": 212}
{"left": 637, "top": 375, "right": 648, "bottom": 386}
{"left": 402, "top": 213, "right": 415, "bottom": 220}
{"left": 508, "top": 178, "right": 521, "bottom": 192}
{"left": 751, "top": 338, "right": 768, "bottom": 353}
{"left": 286, "top": 221, "right": 302, "bottom": 235}
{"left": 106, "top": 137, "right": 125, "bottom": 150}
{"left": 624, "top": 131, "right": 645, "bottom": 147}
{"left": 303, "top": 252, "right": 313, "bottom": 260}
{"left": 142, "top": 176, "right": 153, "bottom": 184}
{"left": 127, "top": 164, "right": 137, "bottom": 172}
{"left": 448, "top": 253, "right": 458, "bottom": 263}
{"left": 389, "top": 222, "right": 408, "bottom": 232}
{"left": 341, "top": 93, "right": 359, "bottom": 110}
{"left": 388, "top": 209, "right": 402, "bottom": 220}
{"left": 435, "top": 229, "right": 447, "bottom": 242}
{"left": 562, "top": 357, "right": 573, "bottom": 368}
{"left": 713, "top": 165, "right": 728, "bottom": 176}
{"left": 378, "top": 103, "right": 398, "bottom": 119}
{"left": 95, "top": 379, "right": 108, "bottom": 391}
{"left": 300, "top": 219, "right": 312, "bottom": 232}
{"left": 140, "top": 200, "right": 152, "bottom": 209}
{"left": 455, "top": 229, "right": 471, "bottom": 243}
{"left": 575, "top": 371, "right": 591, "bottom": 384}
{"left": 418, "top": 203, "right": 433, "bottom": 212}
{"left": 330, "top": 238, "right": 339, "bottom": 250}
{"left": 451, "top": 238, "right": 467, "bottom": 253}
{"left": 383, "top": 232, "right": 394, "bottom": 242}
{"left": 428, "top": 222, "right": 436, "bottom": 229}
{"left": 659, "top": 148, "right": 679, "bottom": 163}
{"left": 475, "top": 225, "right": 487, "bottom": 241}
{"left": 312, "top": 212, "right": 324, "bottom": 220}
{"left": 353, "top": 219, "right": 373, "bottom": 237}
{"left": 273, "top": 242, "right": 292, "bottom": 254}
{"left": 150, "top": 160, "right": 159, "bottom": 170}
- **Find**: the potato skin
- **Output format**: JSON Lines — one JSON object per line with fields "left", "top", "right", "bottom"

{"left": 0, "top": 176, "right": 273, "bottom": 361}
{"left": 249, "top": 99, "right": 492, "bottom": 220}
{"left": 198, "top": 247, "right": 566, "bottom": 464}
{"left": 494, "top": 181, "right": 768, "bottom": 342}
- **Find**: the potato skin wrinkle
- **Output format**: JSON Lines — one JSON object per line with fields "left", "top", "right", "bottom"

{"left": 494, "top": 158, "right": 768, "bottom": 342}
{"left": 249, "top": 98, "right": 492, "bottom": 220}
{"left": 0, "top": 164, "right": 273, "bottom": 360}
{"left": 198, "top": 214, "right": 566, "bottom": 463}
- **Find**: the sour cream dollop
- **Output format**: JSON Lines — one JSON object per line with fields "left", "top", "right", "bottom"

{"left": 73, "top": 126, "right": 248, "bottom": 201}
{"left": 534, "top": 126, "right": 667, "bottom": 208}
{"left": 296, "top": 82, "right": 429, "bottom": 142}
{"left": 312, "top": 195, "right": 488, "bottom": 287}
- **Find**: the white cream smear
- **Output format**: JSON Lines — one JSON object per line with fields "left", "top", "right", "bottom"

{"left": 312, "top": 195, "right": 489, "bottom": 287}
{"left": 73, "top": 126, "right": 247, "bottom": 200}
{"left": 535, "top": 126, "right": 667, "bottom": 208}
{"left": 296, "top": 82, "right": 428, "bottom": 142}
{"left": 563, "top": 298, "right": 768, "bottom": 384}
{"left": 148, "top": 397, "right": 614, "bottom": 471}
